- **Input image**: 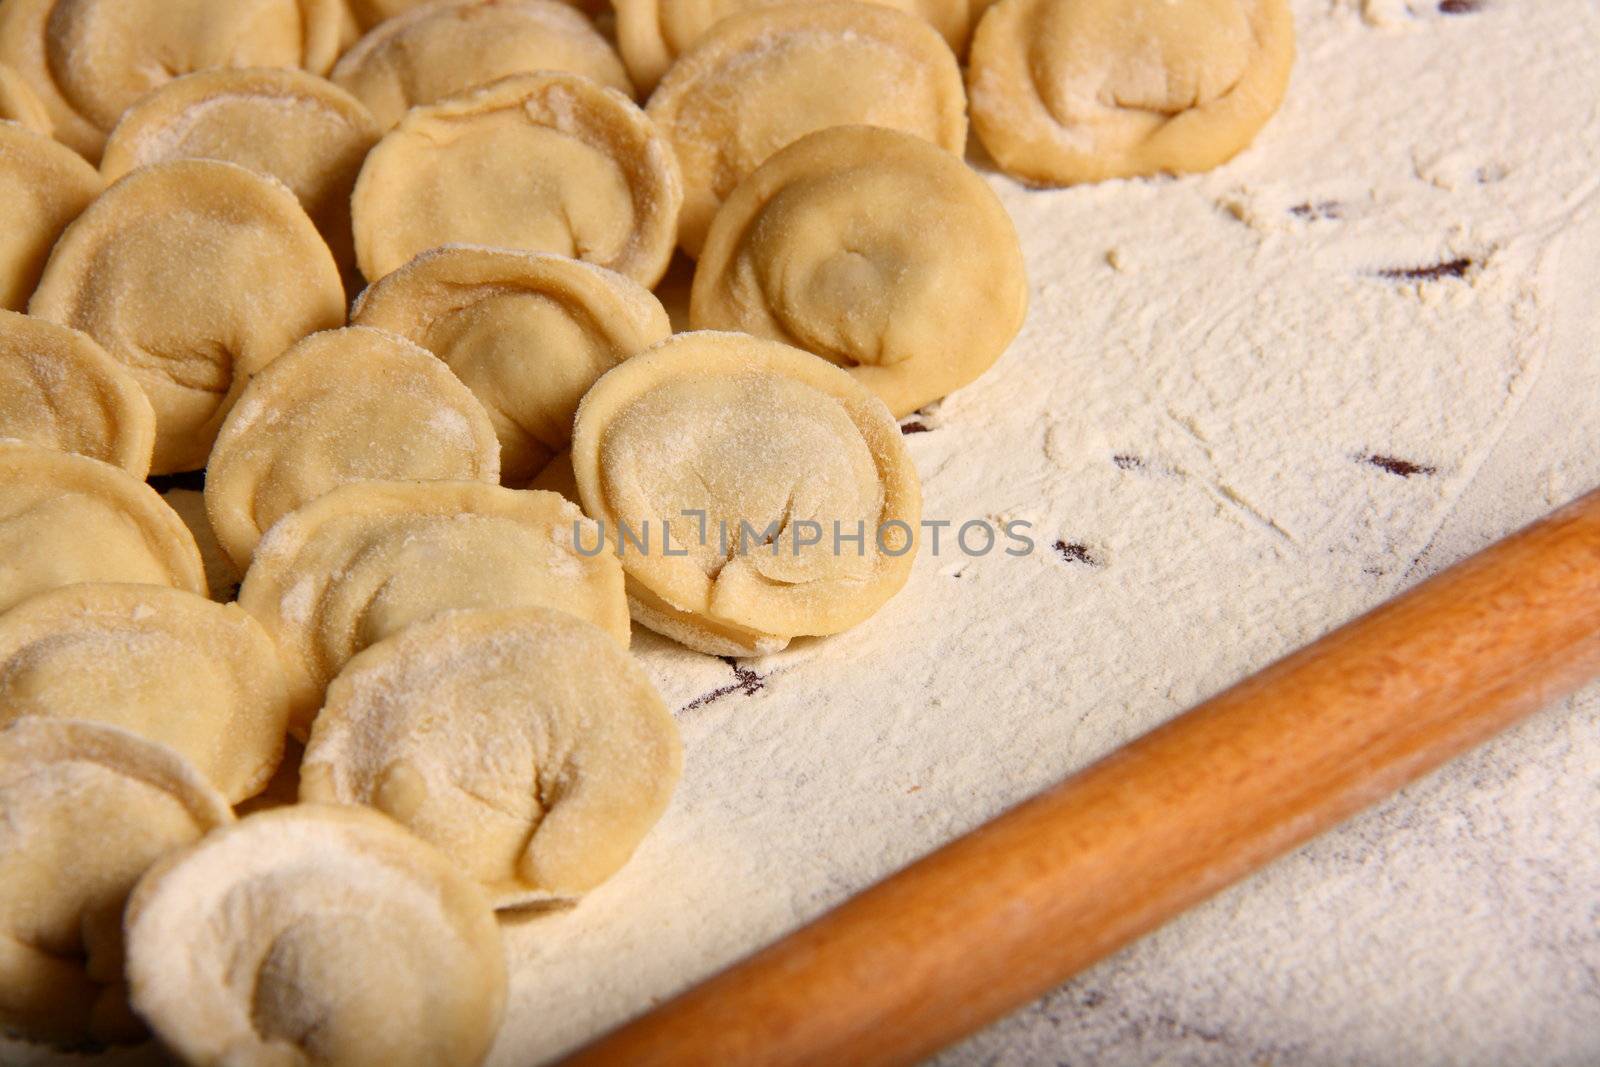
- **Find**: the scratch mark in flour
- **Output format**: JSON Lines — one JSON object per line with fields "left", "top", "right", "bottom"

{"left": 1162, "top": 406, "right": 1299, "bottom": 546}
{"left": 679, "top": 658, "right": 766, "bottom": 714}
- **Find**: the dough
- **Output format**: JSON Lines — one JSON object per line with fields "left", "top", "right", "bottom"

{"left": 0, "top": 442, "right": 205, "bottom": 614}
{"left": 346, "top": 0, "right": 607, "bottom": 27}
{"left": 160, "top": 488, "right": 245, "bottom": 603}
{"left": 205, "top": 325, "right": 502, "bottom": 570}
{"left": 302, "top": 606, "right": 682, "bottom": 907}
{"left": 333, "top": 0, "right": 633, "bottom": 132}
{"left": 0, "top": 63, "right": 50, "bottom": 132}
{"left": 124, "top": 804, "right": 505, "bottom": 1067}
{"left": 0, "top": 309, "right": 155, "bottom": 477}
{"left": 352, "top": 72, "right": 681, "bottom": 286}
{"left": 352, "top": 245, "right": 671, "bottom": 484}
{"left": 572, "top": 330, "right": 921, "bottom": 655}
{"left": 645, "top": 1, "right": 967, "bottom": 257}
{"left": 691, "top": 125, "right": 1029, "bottom": 417}
{"left": 29, "top": 159, "right": 345, "bottom": 474}
{"left": 0, "top": 584, "right": 289, "bottom": 803}
{"left": 0, "top": 0, "right": 347, "bottom": 160}
{"left": 237, "top": 480, "right": 629, "bottom": 734}
{"left": 0, "top": 717, "right": 233, "bottom": 1046}
{"left": 616, "top": 0, "right": 971, "bottom": 96}
{"left": 99, "top": 68, "right": 380, "bottom": 284}
{"left": 966, "top": 0, "right": 1295, "bottom": 184}
{"left": 0, "top": 122, "right": 98, "bottom": 312}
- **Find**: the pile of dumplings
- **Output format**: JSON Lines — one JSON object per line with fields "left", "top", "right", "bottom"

{"left": 0, "top": 0, "right": 1292, "bottom": 1062}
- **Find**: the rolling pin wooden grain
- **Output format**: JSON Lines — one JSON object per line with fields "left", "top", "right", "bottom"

{"left": 558, "top": 486, "right": 1600, "bottom": 1067}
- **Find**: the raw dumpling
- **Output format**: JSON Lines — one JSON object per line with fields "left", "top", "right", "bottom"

{"left": 572, "top": 331, "right": 921, "bottom": 656}
{"left": 302, "top": 607, "right": 682, "bottom": 906}
{"left": 99, "top": 68, "right": 380, "bottom": 285}
{"left": 0, "top": 717, "right": 233, "bottom": 1045}
{"left": 333, "top": 0, "right": 632, "bottom": 132}
{"left": 691, "top": 125, "right": 1028, "bottom": 417}
{"left": 0, "top": 583, "right": 289, "bottom": 802}
{"left": 352, "top": 246, "right": 671, "bottom": 484}
{"left": 0, "top": 0, "right": 347, "bottom": 160}
{"left": 159, "top": 488, "right": 245, "bottom": 603}
{"left": 0, "top": 443, "right": 205, "bottom": 614}
{"left": 205, "top": 325, "right": 501, "bottom": 569}
{"left": 0, "top": 122, "right": 98, "bottom": 312}
{"left": 237, "top": 480, "right": 629, "bottom": 733}
{"left": 29, "top": 159, "right": 345, "bottom": 474}
{"left": 966, "top": 0, "right": 1295, "bottom": 184}
{"left": 0, "top": 62, "right": 50, "bottom": 132}
{"left": 351, "top": 72, "right": 681, "bottom": 286}
{"left": 0, "top": 310, "right": 155, "bottom": 477}
{"left": 125, "top": 804, "right": 505, "bottom": 1067}
{"left": 645, "top": 1, "right": 967, "bottom": 257}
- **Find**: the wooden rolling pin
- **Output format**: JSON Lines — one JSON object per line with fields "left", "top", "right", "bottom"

{"left": 558, "top": 487, "right": 1600, "bottom": 1067}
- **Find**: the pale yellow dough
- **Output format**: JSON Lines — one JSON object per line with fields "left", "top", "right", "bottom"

{"left": 0, "top": 64, "right": 50, "bottom": 133}
{"left": 692, "top": 125, "right": 1028, "bottom": 417}
{"left": 0, "top": 0, "right": 347, "bottom": 160}
{"left": 0, "top": 717, "right": 233, "bottom": 1046}
{"left": 0, "top": 584, "right": 289, "bottom": 803}
{"left": 645, "top": 1, "right": 967, "bottom": 257}
{"left": 352, "top": 72, "right": 681, "bottom": 286}
{"left": 0, "top": 310, "right": 155, "bottom": 477}
{"left": 29, "top": 159, "right": 345, "bottom": 474}
{"left": 238, "top": 480, "right": 629, "bottom": 734}
{"left": 302, "top": 607, "right": 682, "bottom": 907}
{"left": 967, "top": 0, "right": 1295, "bottom": 184}
{"left": 125, "top": 804, "right": 505, "bottom": 1067}
{"left": 572, "top": 331, "right": 921, "bottom": 656}
{"left": 352, "top": 246, "right": 671, "bottom": 484}
{"left": 99, "top": 68, "right": 380, "bottom": 284}
{"left": 333, "top": 0, "right": 633, "bottom": 132}
{"left": 616, "top": 0, "right": 971, "bottom": 95}
{"left": 0, "top": 122, "right": 98, "bottom": 312}
{"left": 0, "top": 443, "right": 205, "bottom": 615}
{"left": 205, "top": 325, "right": 502, "bottom": 570}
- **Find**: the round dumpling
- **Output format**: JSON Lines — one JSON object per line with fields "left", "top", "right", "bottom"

{"left": 333, "top": 0, "right": 632, "bottom": 132}
{"left": 237, "top": 480, "right": 629, "bottom": 733}
{"left": 0, "top": 122, "right": 99, "bottom": 312}
{"left": 125, "top": 804, "right": 505, "bottom": 1067}
{"left": 29, "top": 159, "right": 345, "bottom": 474}
{"left": 0, "top": 310, "right": 155, "bottom": 477}
{"left": 0, "top": 0, "right": 347, "bottom": 160}
{"left": 352, "top": 246, "right": 670, "bottom": 484}
{"left": 205, "top": 325, "right": 501, "bottom": 570}
{"left": 303, "top": 607, "right": 682, "bottom": 906}
{"left": 0, "top": 717, "right": 233, "bottom": 1045}
{"left": 100, "top": 67, "right": 380, "bottom": 285}
{"left": 0, "top": 583, "right": 289, "bottom": 803}
{"left": 966, "top": 0, "right": 1295, "bottom": 184}
{"left": 0, "top": 62, "right": 50, "bottom": 132}
{"left": 645, "top": 1, "right": 967, "bottom": 257}
{"left": 351, "top": 72, "right": 681, "bottom": 287}
{"left": 0, "top": 443, "right": 205, "bottom": 614}
{"left": 572, "top": 331, "right": 922, "bottom": 656}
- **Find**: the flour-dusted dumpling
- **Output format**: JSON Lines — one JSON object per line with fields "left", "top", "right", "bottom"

{"left": 0, "top": 0, "right": 347, "bottom": 160}
{"left": 100, "top": 68, "right": 380, "bottom": 283}
{"left": 334, "top": 0, "right": 633, "bottom": 132}
{"left": 125, "top": 804, "right": 505, "bottom": 1067}
{"left": 573, "top": 331, "right": 921, "bottom": 656}
{"left": 302, "top": 607, "right": 681, "bottom": 907}
{"left": 352, "top": 246, "right": 671, "bottom": 484}
{"left": 238, "top": 480, "right": 628, "bottom": 733}
{"left": 645, "top": 1, "right": 967, "bottom": 257}
{"left": 206, "top": 326, "right": 501, "bottom": 570}
{"left": 0, "top": 584, "right": 289, "bottom": 803}
{"left": 0, "top": 63, "right": 50, "bottom": 132}
{"left": 30, "top": 160, "right": 345, "bottom": 474}
{"left": 0, "top": 717, "right": 233, "bottom": 1045}
{"left": 967, "top": 0, "right": 1294, "bottom": 184}
{"left": 0, "top": 123, "right": 98, "bottom": 312}
{"left": 0, "top": 443, "right": 205, "bottom": 614}
{"left": 692, "top": 126, "right": 1027, "bottom": 418}
{"left": 616, "top": 0, "right": 971, "bottom": 96}
{"left": 352, "top": 72, "right": 681, "bottom": 287}
{"left": 0, "top": 310, "right": 155, "bottom": 476}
